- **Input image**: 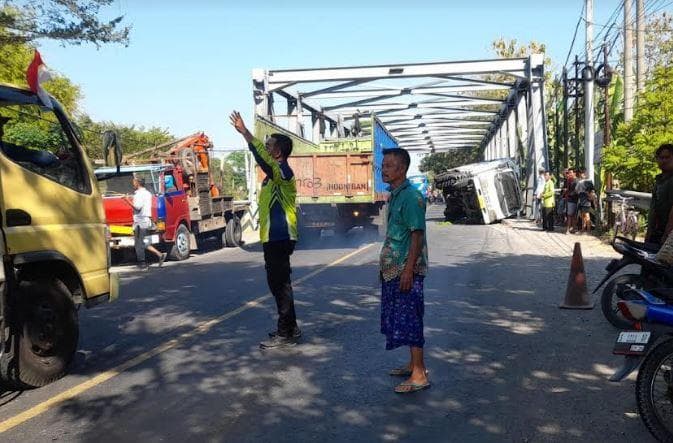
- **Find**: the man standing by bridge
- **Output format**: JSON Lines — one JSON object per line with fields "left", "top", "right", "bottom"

{"left": 380, "top": 148, "right": 430, "bottom": 394}
{"left": 230, "top": 111, "right": 301, "bottom": 349}
{"left": 647, "top": 143, "right": 673, "bottom": 246}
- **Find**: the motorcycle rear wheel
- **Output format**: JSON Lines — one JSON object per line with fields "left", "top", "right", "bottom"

{"left": 636, "top": 339, "right": 673, "bottom": 442}
{"left": 600, "top": 274, "right": 644, "bottom": 329}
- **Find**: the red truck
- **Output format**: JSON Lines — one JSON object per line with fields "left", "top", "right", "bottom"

{"left": 95, "top": 136, "right": 246, "bottom": 261}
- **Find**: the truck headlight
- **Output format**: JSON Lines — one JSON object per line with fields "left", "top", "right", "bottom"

{"left": 353, "top": 211, "right": 360, "bottom": 217}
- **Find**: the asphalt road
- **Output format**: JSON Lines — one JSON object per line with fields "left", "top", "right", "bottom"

{"left": 0, "top": 205, "right": 657, "bottom": 442}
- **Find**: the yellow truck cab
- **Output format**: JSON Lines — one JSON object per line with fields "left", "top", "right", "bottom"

{"left": 0, "top": 83, "right": 119, "bottom": 388}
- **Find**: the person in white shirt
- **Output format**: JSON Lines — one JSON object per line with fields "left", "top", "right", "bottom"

{"left": 123, "top": 177, "right": 167, "bottom": 270}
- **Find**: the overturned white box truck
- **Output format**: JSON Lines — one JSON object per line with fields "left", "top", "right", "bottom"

{"left": 434, "top": 159, "right": 522, "bottom": 224}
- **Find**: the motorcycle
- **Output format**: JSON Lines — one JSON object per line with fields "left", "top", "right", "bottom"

{"left": 593, "top": 236, "right": 671, "bottom": 329}
{"left": 610, "top": 286, "right": 673, "bottom": 441}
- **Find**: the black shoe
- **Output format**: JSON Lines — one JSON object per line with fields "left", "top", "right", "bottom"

{"left": 268, "top": 327, "right": 302, "bottom": 339}
{"left": 136, "top": 263, "right": 149, "bottom": 271}
{"left": 260, "top": 335, "right": 297, "bottom": 349}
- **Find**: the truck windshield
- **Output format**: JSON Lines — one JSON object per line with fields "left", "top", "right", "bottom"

{"left": 0, "top": 102, "right": 87, "bottom": 193}
{"left": 96, "top": 171, "right": 160, "bottom": 196}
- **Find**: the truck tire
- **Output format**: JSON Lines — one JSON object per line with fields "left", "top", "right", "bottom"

{"left": 9, "top": 278, "right": 79, "bottom": 389}
{"left": 171, "top": 224, "right": 191, "bottom": 261}
{"left": 225, "top": 216, "right": 242, "bottom": 247}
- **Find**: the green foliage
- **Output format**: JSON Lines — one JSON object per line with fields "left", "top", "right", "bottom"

{"left": 75, "top": 115, "right": 174, "bottom": 159}
{"left": 3, "top": 119, "right": 64, "bottom": 152}
{"left": 644, "top": 12, "right": 673, "bottom": 77}
{"left": 0, "top": 1, "right": 130, "bottom": 47}
{"left": 211, "top": 153, "right": 248, "bottom": 199}
{"left": 603, "top": 66, "right": 673, "bottom": 191}
{"left": 418, "top": 149, "right": 480, "bottom": 175}
{"left": 0, "top": 33, "right": 82, "bottom": 113}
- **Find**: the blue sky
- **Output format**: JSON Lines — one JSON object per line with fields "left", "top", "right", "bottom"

{"left": 38, "top": 0, "right": 653, "bottom": 153}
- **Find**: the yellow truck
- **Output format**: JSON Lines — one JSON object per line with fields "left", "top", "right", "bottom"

{"left": 0, "top": 83, "right": 119, "bottom": 388}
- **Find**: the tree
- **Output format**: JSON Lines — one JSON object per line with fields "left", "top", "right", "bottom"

{"left": 210, "top": 154, "right": 248, "bottom": 200}
{"left": 0, "top": 35, "right": 82, "bottom": 111}
{"left": 75, "top": 115, "right": 174, "bottom": 159}
{"left": 643, "top": 12, "right": 673, "bottom": 78}
{"left": 0, "top": 1, "right": 130, "bottom": 47}
{"left": 419, "top": 149, "right": 480, "bottom": 176}
{"left": 603, "top": 66, "right": 673, "bottom": 192}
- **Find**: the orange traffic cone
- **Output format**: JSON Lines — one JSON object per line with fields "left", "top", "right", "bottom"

{"left": 559, "top": 242, "right": 594, "bottom": 309}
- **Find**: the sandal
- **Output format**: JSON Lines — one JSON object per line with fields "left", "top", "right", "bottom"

{"left": 394, "top": 381, "right": 431, "bottom": 394}
{"left": 389, "top": 367, "right": 412, "bottom": 377}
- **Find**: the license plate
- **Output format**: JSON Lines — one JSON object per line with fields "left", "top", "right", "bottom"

{"left": 614, "top": 331, "right": 651, "bottom": 355}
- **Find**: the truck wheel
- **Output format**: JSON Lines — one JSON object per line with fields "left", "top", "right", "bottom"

{"left": 225, "top": 216, "right": 242, "bottom": 247}
{"left": 10, "top": 279, "right": 79, "bottom": 389}
{"left": 171, "top": 224, "right": 191, "bottom": 260}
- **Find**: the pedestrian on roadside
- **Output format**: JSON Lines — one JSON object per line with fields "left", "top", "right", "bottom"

{"left": 541, "top": 171, "right": 556, "bottom": 232}
{"left": 230, "top": 111, "right": 301, "bottom": 349}
{"left": 563, "top": 168, "right": 578, "bottom": 234}
{"left": 556, "top": 168, "right": 568, "bottom": 225}
{"left": 646, "top": 143, "right": 673, "bottom": 246}
{"left": 380, "top": 148, "right": 430, "bottom": 394}
{"left": 534, "top": 168, "right": 545, "bottom": 225}
{"left": 123, "top": 177, "right": 167, "bottom": 270}
{"left": 576, "top": 168, "right": 595, "bottom": 234}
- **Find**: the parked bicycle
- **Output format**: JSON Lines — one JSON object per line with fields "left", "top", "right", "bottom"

{"left": 610, "top": 195, "right": 640, "bottom": 240}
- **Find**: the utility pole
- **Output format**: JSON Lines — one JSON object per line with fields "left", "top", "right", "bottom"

{"left": 562, "top": 68, "right": 569, "bottom": 170}
{"left": 636, "top": 0, "right": 645, "bottom": 94}
{"left": 574, "top": 55, "right": 581, "bottom": 168}
{"left": 603, "top": 42, "right": 614, "bottom": 228}
{"left": 585, "top": 0, "right": 595, "bottom": 181}
{"left": 554, "top": 84, "right": 561, "bottom": 183}
{"left": 624, "top": 0, "right": 634, "bottom": 121}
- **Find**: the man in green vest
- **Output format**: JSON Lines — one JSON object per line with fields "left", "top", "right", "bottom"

{"left": 230, "top": 111, "right": 300, "bottom": 349}
{"left": 541, "top": 171, "right": 556, "bottom": 232}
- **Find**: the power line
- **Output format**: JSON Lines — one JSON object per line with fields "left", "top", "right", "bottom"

{"left": 564, "top": 2, "right": 586, "bottom": 69}
{"left": 592, "top": 0, "right": 671, "bottom": 66}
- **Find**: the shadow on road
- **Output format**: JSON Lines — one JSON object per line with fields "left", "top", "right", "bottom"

{"left": 0, "top": 223, "right": 653, "bottom": 442}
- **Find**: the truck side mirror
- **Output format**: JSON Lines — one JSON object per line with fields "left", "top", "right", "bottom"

{"left": 102, "top": 130, "right": 123, "bottom": 173}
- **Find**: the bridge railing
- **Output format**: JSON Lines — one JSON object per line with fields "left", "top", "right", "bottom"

{"left": 604, "top": 189, "right": 652, "bottom": 211}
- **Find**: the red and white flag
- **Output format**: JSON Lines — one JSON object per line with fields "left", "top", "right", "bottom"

{"left": 26, "top": 50, "right": 53, "bottom": 109}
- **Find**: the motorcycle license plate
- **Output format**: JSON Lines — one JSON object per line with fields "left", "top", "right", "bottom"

{"left": 613, "top": 331, "right": 651, "bottom": 355}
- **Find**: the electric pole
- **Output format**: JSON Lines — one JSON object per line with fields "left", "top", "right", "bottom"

{"left": 574, "top": 55, "right": 581, "bottom": 168}
{"left": 562, "top": 68, "right": 569, "bottom": 170}
{"left": 585, "top": 0, "right": 595, "bottom": 181}
{"left": 636, "top": 0, "right": 645, "bottom": 94}
{"left": 603, "top": 42, "right": 614, "bottom": 227}
{"left": 555, "top": 84, "right": 561, "bottom": 182}
{"left": 624, "top": 0, "right": 634, "bottom": 121}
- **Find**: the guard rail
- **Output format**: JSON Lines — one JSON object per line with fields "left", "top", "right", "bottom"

{"left": 604, "top": 190, "right": 652, "bottom": 211}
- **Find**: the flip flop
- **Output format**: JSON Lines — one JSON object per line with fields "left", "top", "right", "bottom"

{"left": 389, "top": 368, "right": 430, "bottom": 377}
{"left": 394, "top": 381, "right": 431, "bottom": 394}
{"left": 389, "top": 367, "right": 412, "bottom": 377}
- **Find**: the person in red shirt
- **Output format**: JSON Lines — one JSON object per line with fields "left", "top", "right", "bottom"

{"left": 563, "top": 169, "right": 578, "bottom": 234}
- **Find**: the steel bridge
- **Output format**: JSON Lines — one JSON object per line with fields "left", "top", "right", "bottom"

{"left": 252, "top": 55, "right": 549, "bottom": 214}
